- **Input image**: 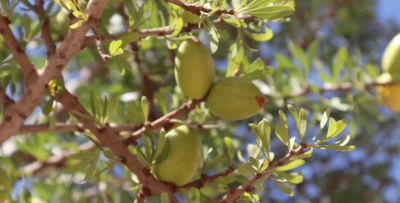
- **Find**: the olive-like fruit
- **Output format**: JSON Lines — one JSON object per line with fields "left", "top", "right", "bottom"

{"left": 174, "top": 37, "right": 215, "bottom": 99}
{"left": 377, "top": 73, "right": 400, "bottom": 112}
{"left": 154, "top": 125, "right": 202, "bottom": 186}
{"left": 206, "top": 77, "right": 266, "bottom": 120}
{"left": 182, "top": 11, "right": 201, "bottom": 24}
{"left": 382, "top": 33, "right": 400, "bottom": 75}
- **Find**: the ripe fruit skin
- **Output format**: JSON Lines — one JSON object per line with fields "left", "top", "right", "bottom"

{"left": 174, "top": 38, "right": 215, "bottom": 99}
{"left": 154, "top": 125, "right": 202, "bottom": 186}
{"left": 206, "top": 77, "right": 265, "bottom": 121}
{"left": 182, "top": 11, "right": 201, "bottom": 24}
{"left": 382, "top": 33, "right": 400, "bottom": 75}
{"left": 377, "top": 73, "right": 400, "bottom": 112}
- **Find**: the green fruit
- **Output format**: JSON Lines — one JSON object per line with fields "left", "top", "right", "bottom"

{"left": 182, "top": 11, "right": 201, "bottom": 24}
{"left": 382, "top": 33, "right": 400, "bottom": 75}
{"left": 206, "top": 77, "right": 266, "bottom": 120}
{"left": 154, "top": 125, "right": 202, "bottom": 186}
{"left": 174, "top": 38, "right": 215, "bottom": 99}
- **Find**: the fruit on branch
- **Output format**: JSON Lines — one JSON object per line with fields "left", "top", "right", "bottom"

{"left": 174, "top": 37, "right": 215, "bottom": 99}
{"left": 182, "top": 11, "right": 201, "bottom": 24}
{"left": 376, "top": 73, "right": 400, "bottom": 112}
{"left": 206, "top": 77, "right": 265, "bottom": 120}
{"left": 154, "top": 125, "right": 202, "bottom": 186}
{"left": 382, "top": 33, "right": 400, "bottom": 75}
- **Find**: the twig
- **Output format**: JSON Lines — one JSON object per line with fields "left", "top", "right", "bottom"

{"left": 180, "top": 167, "right": 235, "bottom": 189}
{"left": 82, "top": 15, "right": 256, "bottom": 47}
{"left": 90, "top": 18, "right": 110, "bottom": 63}
{"left": 219, "top": 144, "right": 309, "bottom": 203}
{"left": 164, "top": 0, "right": 235, "bottom": 16}
{"left": 0, "top": 15, "right": 36, "bottom": 80}
{"left": 0, "top": 86, "right": 14, "bottom": 108}
{"left": 134, "top": 186, "right": 152, "bottom": 203}
{"left": 55, "top": 89, "right": 179, "bottom": 202}
{"left": 0, "top": 0, "right": 109, "bottom": 146}
{"left": 35, "top": 0, "right": 56, "bottom": 55}
{"left": 122, "top": 98, "right": 206, "bottom": 146}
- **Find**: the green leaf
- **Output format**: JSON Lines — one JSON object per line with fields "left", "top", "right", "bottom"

{"left": 333, "top": 47, "right": 348, "bottom": 78}
{"left": 136, "top": 149, "right": 149, "bottom": 166}
{"left": 69, "top": 150, "right": 98, "bottom": 160}
{"left": 313, "top": 144, "right": 356, "bottom": 152}
{"left": 237, "top": 163, "right": 255, "bottom": 176}
{"left": 257, "top": 119, "right": 271, "bottom": 154}
{"left": 224, "top": 137, "right": 235, "bottom": 161}
{"left": 71, "top": 111, "right": 98, "bottom": 124}
{"left": 119, "top": 32, "right": 140, "bottom": 46}
{"left": 299, "top": 108, "right": 307, "bottom": 142}
{"left": 62, "top": 159, "right": 91, "bottom": 174}
{"left": 276, "top": 159, "right": 305, "bottom": 171}
{"left": 245, "top": 26, "right": 273, "bottom": 42}
{"left": 272, "top": 178, "right": 294, "bottom": 196}
{"left": 296, "top": 148, "right": 313, "bottom": 159}
{"left": 42, "top": 98, "right": 54, "bottom": 116}
{"left": 222, "top": 17, "right": 242, "bottom": 28}
{"left": 161, "top": 192, "right": 169, "bottom": 203}
{"left": 141, "top": 96, "right": 149, "bottom": 122}
{"left": 287, "top": 105, "right": 302, "bottom": 139}
{"left": 22, "top": 13, "right": 31, "bottom": 39}
{"left": 84, "top": 154, "right": 99, "bottom": 181}
{"left": 109, "top": 40, "right": 124, "bottom": 56}
{"left": 307, "top": 39, "right": 319, "bottom": 64}
{"left": 171, "top": 17, "right": 183, "bottom": 37}
{"left": 142, "top": 128, "right": 154, "bottom": 160}
{"left": 202, "top": 154, "right": 224, "bottom": 173}
{"left": 90, "top": 91, "right": 100, "bottom": 119}
{"left": 249, "top": 156, "right": 259, "bottom": 171}
{"left": 243, "top": 5, "right": 295, "bottom": 20}
{"left": 241, "top": 65, "right": 274, "bottom": 81}
{"left": 102, "top": 96, "right": 108, "bottom": 122}
{"left": 288, "top": 137, "right": 296, "bottom": 151}
{"left": 274, "top": 171, "right": 303, "bottom": 184}
{"left": 227, "top": 36, "right": 244, "bottom": 76}
{"left": 116, "top": 55, "right": 132, "bottom": 74}
{"left": 154, "top": 138, "right": 171, "bottom": 164}
{"left": 288, "top": 40, "right": 309, "bottom": 75}
{"left": 312, "top": 108, "right": 331, "bottom": 141}
{"left": 203, "top": 19, "right": 219, "bottom": 54}
{"left": 103, "top": 149, "right": 117, "bottom": 160}
{"left": 153, "top": 130, "right": 167, "bottom": 161}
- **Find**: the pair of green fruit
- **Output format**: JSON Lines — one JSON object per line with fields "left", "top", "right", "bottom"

{"left": 174, "top": 37, "right": 266, "bottom": 121}
{"left": 153, "top": 37, "right": 266, "bottom": 186}
{"left": 377, "top": 33, "right": 400, "bottom": 112}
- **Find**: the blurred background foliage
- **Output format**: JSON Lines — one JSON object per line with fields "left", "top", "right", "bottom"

{"left": 1, "top": 0, "right": 400, "bottom": 202}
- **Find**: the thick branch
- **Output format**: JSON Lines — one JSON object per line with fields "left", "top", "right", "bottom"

{"left": 55, "top": 89, "right": 178, "bottom": 202}
{"left": 35, "top": 0, "right": 56, "bottom": 55}
{"left": 123, "top": 98, "right": 206, "bottom": 146}
{"left": 0, "top": 0, "right": 109, "bottom": 146}
{"left": 181, "top": 167, "right": 235, "bottom": 189}
{"left": 134, "top": 186, "right": 152, "bottom": 203}
{"left": 164, "top": 0, "right": 235, "bottom": 16}
{"left": 219, "top": 144, "right": 308, "bottom": 203}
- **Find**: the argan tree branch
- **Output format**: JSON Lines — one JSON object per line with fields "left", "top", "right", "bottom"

{"left": 134, "top": 186, "right": 152, "bottom": 203}
{"left": 0, "top": 0, "right": 109, "bottom": 146}
{"left": 0, "top": 15, "right": 36, "bottom": 80}
{"left": 164, "top": 0, "right": 235, "bottom": 16}
{"left": 83, "top": 15, "right": 256, "bottom": 47}
{"left": 123, "top": 98, "right": 206, "bottom": 146}
{"left": 181, "top": 167, "right": 235, "bottom": 189}
{"left": 55, "top": 89, "right": 179, "bottom": 202}
{"left": 90, "top": 18, "right": 110, "bottom": 63}
{"left": 35, "top": 0, "right": 56, "bottom": 55}
{"left": 219, "top": 144, "right": 309, "bottom": 203}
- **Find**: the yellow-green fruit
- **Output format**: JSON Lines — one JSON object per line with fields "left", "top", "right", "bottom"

{"left": 377, "top": 73, "right": 400, "bottom": 112}
{"left": 206, "top": 77, "right": 266, "bottom": 120}
{"left": 154, "top": 125, "right": 202, "bottom": 186}
{"left": 175, "top": 38, "right": 215, "bottom": 99}
{"left": 54, "top": 8, "right": 70, "bottom": 37}
{"left": 382, "top": 33, "right": 400, "bottom": 75}
{"left": 182, "top": 11, "right": 201, "bottom": 24}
